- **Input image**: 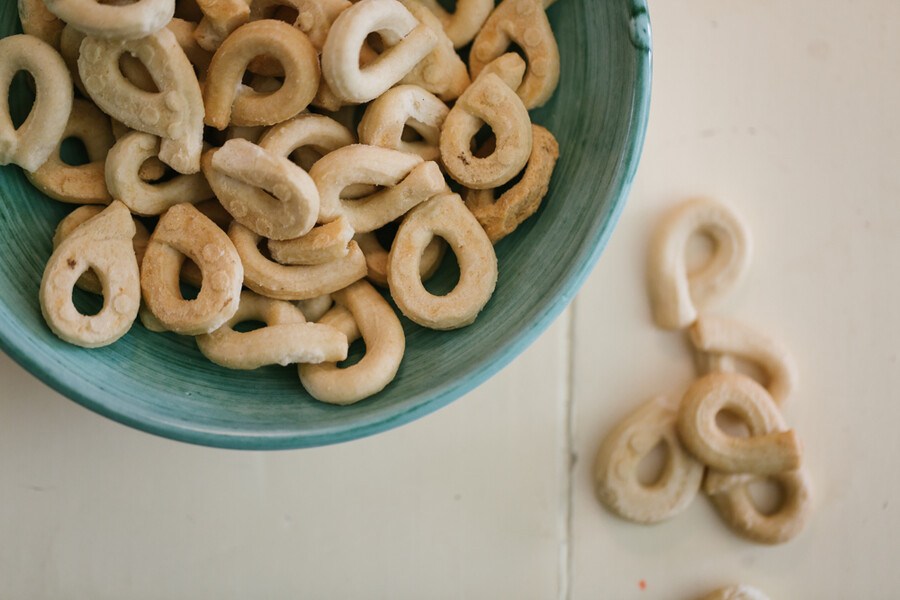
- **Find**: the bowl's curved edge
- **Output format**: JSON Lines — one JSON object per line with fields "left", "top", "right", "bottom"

{"left": 0, "top": 10, "right": 652, "bottom": 451}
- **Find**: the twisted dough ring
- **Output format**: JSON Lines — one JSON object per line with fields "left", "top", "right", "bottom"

{"left": 465, "top": 124, "right": 559, "bottom": 243}
{"left": 52, "top": 205, "right": 150, "bottom": 295}
{"left": 690, "top": 316, "right": 799, "bottom": 407}
{"left": 0, "top": 35, "right": 73, "bottom": 172}
{"left": 204, "top": 20, "right": 319, "bottom": 129}
{"left": 268, "top": 216, "right": 354, "bottom": 266}
{"left": 44, "top": 0, "right": 174, "bottom": 40}
{"left": 321, "top": 0, "right": 438, "bottom": 104}
{"left": 78, "top": 27, "right": 204, "bottom": 174}
{"left": 194, "top": 0, "right": 250, "bottom": 51}
{"left": 229, "top": 222, "right": 368, "bottom": 301}
{"left": 18, "top": 0, "right": 64, "bottom": 49}
{"left": 299, "top": 280, "right": 405, "bottom": 405}
{"left": 196, "top": 290, "right": 349, "bottom": 369}
{"left": 469, "top": 0, "right": 560, "bottom": 109}
{"left": 705, "top": 467, "right": 814, "bottom": 545}
{"left": 106, "top": 132, "right": 213, "bottom": 216}
{"left": 677, "top": 373, "right": 802, "bottom": 476}
{"left": 358, "top": 85, "right": 449, "bottom": 162}
{"left": 258, "top": 113, "right": 356, "bottom": 170}
{"left": 594, "top": 396, "right": 705, "bottom": 525}
{"left": 310, "top": 145, "right": 448, "bottom": 233}
{"left": 203, "top": 139, "right": 320, "bottom": 240}
{"left": 388, "top": 192, "right": 497, "bottom": 330}
{"left": 354, "top": 230, "right": 445, "bottom": 288}
{"left": 648, "top": 198, "right": 752, "bottom": 330}
{"left": 26, "top": 99, "right": 113, "bottom": 205}
{"left": 397, "top": 0, "right": 470, "bottom": 101}
{"left": 40, "top": 201, "right": 140, "bottom": 348}
{"left": 417, "top": 0, "right": 493, "bottom": 48}
{"left": 141, "top": 203, "right": 243, "bottom": 335}
{"left": 440, "top": 58, "right": 532, "bottom": 189}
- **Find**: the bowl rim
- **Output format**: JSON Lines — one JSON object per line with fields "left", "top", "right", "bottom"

{"left": 0, "top": 4, "right": 652, "bottom": 450}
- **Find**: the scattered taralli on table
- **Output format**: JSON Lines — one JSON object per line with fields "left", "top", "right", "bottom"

{"left": 10, "top": 0, "right": 562, "bottom": 405}
{"left": 595, "top": 197, "right": 814, "bottom": 546}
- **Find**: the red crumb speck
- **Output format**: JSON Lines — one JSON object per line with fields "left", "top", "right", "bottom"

{"left": 639, "top": 580, "right": 647, "bottom": 591}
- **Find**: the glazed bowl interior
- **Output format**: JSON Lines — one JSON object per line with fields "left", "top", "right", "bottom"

{"left": 0, "top": 0, "right": 651, "bottom": 449}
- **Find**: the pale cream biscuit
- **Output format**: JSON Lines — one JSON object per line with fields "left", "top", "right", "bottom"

{"left": 194, "top": 0, "right": 250, "bottom": 51}
{"left": 40, "top": 201, "right": 140, "bottom": 348}
{"left": 299, "top": 280, "right": 405, "bottom": 405}
{"left": 26, "top": 99, "right": 114, "bottom": 205}
{"left": 0, "top": 35, "right": 73, "bottom": 172}
{"left": 167, "top": 17, "right": 214, "bottom": 77}
{"left": 353, "top": 230, "right": 445, "bottom": 288}
{"left": 469, "top": 0, "right": 560, "bottom": 109}
{"left": 397, "top": 0, "right": 470, "bottom": 101}
{"left": 690, "top": 316, "right": 799, "bottom": 408}
{"left": 464, "top": 124, "right": 559, "bottom": 243}
{"left": 106, "top": 132, "right": 213, "bottom": 216}
{"left": 229, "top": 222, "right": 368, "bottom": 300}
{"left": 258, "top": 113, "right": 357, "bottom": 170}
{"left": 417, "top": 0, "right": 493, "bottom": 48}
{"left": 594, "top": 395, "right": 705, "bottom": 525}
{"left": 59, "top": 25, "right": 88, "bottom": 97}
{"left": 52, "top": 205, "right": 150, "bottom": 295}
{"left": 440, "top": 68, "right": 532, "bottom": 189}
{"left": 321, "top": 0, "right": 438, "bottom": 104}
{"left": 196, "top": 290, "right": 349, "bottom": 369}
{"left": 677, "top": 373, "right": 802, "bottom": 476}
{"left": 78, "top": 27, "right": 205, "bottom": 174}
{"left": 249, "top": 0, "right": 349, "bottom": 53}
{"left": 296, "top": 294, "right": 334, "bottom": 323}
{"left": 648, "top": 198, "right": 752, "bottom": 330}
{"left": 387, "top": 192, "right": 497, "bottom": 330}
{"left": 358, "top": 85, "right": 449, "bottom": 162}
{"left": 268, "top": 216, "right": 354, "bottom": 266}
{"left": 18, "top": 0, "right": 64, "bottom": 50}
{"left": 141, "top": 203, "right": 243, "bottom": 335}
{"left": 44, "top": 0, "right": 175, "bottom": 40}
{"left": 203, "top": 20, "right": 319, "bottom": 129}
{"left": 203, "top": 139, "right": 320, "bottom": 240}
{"left": 697, "top": 585, "right": 772, "bottom": 600}
{"left": 311, "top": 144, "right": 448, "bottom": 232}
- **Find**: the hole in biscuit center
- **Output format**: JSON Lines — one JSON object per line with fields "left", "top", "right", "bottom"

{"left": 422, "top": 237, "right": 456, "bottom": 296}
{"left": 716, "top": 409, "right": 750, "bottom": 438}
{"left": 233, "top": 320, "right": 266, "bottom": 333}
{"left": 685, "top": 230, "right": 717, "bottom": 276}
{"left": 60, "top": 137, "right": 90, "bottom": 167}
{"left": 636, "top": 440, "right": 670, "bottom": 487}
{"left": 9, "top": 70, "right": 36, "bottom": 130}
{"left": 118, "top": 52, "right": 159, "bottom": 93}
{"left": 72, "top": 268, "right": 103, "bottom": 316}
{"left": 747, "top": 477, "right": 786, "bottom": 516}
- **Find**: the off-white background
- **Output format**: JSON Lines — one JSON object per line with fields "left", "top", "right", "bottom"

{"left": 2, "top": 1, "right": 898, "bottom": 598}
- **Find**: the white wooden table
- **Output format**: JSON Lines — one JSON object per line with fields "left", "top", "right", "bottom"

{"left": 2, "top": 1, "right": 898, "bottom": 598}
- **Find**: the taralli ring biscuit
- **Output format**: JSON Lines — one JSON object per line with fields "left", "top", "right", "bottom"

{"left": 106, "top": 132, "right": 214, "bottom": 216}
{"left": 26, "top": 99, "right": 113, "bottom": 205}
{"left": 194, "top": 0, "right": 250, "bottom": 51}
{"left": 697, "top": 585, "right": 772, "bottom": 600}
{"left": 196, "top": 290, "right": 349, "bottom": 369}
{"left": 469, "top": 0, "right": 560, "bottom": 109}
{"left": 296, "top": 294, "right": 333, "bottom": 322}
{"left": 44, "top": 0, "right": 174, "bottom": 41}
{"left": 203, "top": 20, "right": 319, "bottom": 129}
{"left": 354, "top": 230, "right": 446, "bottom": 288}
{"left": 677, "top": 373, "right": 802, "bottom": 476}
{"left": 321, "top": 0, "right": 438, "bottom": 104}
{"left": 440, "top": 67, "right": 532, "bottom": 189}
{"left": 204, "top": 139, "right": 319, "bottom": 240}
{"left": 18, "top": 0, "right": 64, "bottom": 49}
{"left": 418, "top": 0, "right": 493, "bottom": 48}
{"left": 647, "top": 197, "right": 752, "bottom": 330}
{"left": 268, "top": 216, "right": 354, "bottom": 266}
{"left": 387, "top": 192, "right": 497, "bottom": 330}
{"left": 0, "top": 35, "right": 73, "bottom": 172}
{"left": 141, "top": 203, "right": 243, "bottom": 335}
{"left": 690, "top": 316, "right": 799, "bottom": 407}
{"left": 397, "top": 0, "right": 470, "bottom": 101}
{"left": 53, "top": 205, "right": 150, "bottom": 295}
{"left": 311, "top": 145, "right": 448, "bottom": 232}
{"left": 78, "top": 27, "right": 205, "bottom": 174}
{"left": 248, "top": 0, "right": 350, "bottom": 53}
{"left": 594, "top": 395, "right": 705, "bottom": 525}
{"left": 258, "top": 113, "right": 356, "bottom": 170}
{"left": 229, "top": 222, "right": 368, "bottom": 301}
{"left": 358, "top": 85, "right": 449, "bottom": 162}
{"left": 465, "top": 124, "right": 559, "bottom": 243}
{"left": 39, "top": 201, "right": 140, "bottom": 348}
{"left": 299, "top": 280, "right": 405, "bottom": 405}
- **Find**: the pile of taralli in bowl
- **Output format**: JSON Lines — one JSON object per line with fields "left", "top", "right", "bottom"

{"left": 6, "top": 0, "right": 562, "bottom": 405}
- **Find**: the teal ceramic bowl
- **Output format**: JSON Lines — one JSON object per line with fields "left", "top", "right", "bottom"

{"left": 0, "top": 1, "right": 651, "bottom": 449}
